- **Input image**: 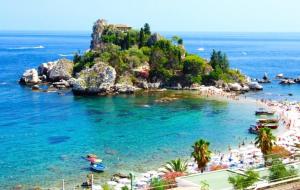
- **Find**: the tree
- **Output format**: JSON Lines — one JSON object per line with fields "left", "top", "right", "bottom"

{"left": 255, "top": 127, "right": 276, "bottom": 165}
{"left": 269, "top": 158, "right": 298, "bottom": 181}
{"left": 164, "top": 158, "right": 188, "bottom": 173}
{"left": 172, "top": 36, "right": 183, "bottom": 45}
{"left": 183, "top": 55, "right": 206, "bottom": 84}
{"left": 138, "top": 28, "right": 145, "bottom": 48}
{"left": 121, "top": 32, "right": 130, "bottom": 50}
{"left": 178, "top": 38, "right": 183, "bottom": 45}
{"left": 191, "top": 139, "right": 211, "bottom": 172}
{"left": 228, "top": 170, "right": 260, "bottom": 190}
{"left": 183, "top": 55, "right": 206, "bottom": 76}
{"left": 209, "top": 50, "right": 229, "bottom": 72}
{"left": 144, "top": 23, "right": 151, "bottom": 35}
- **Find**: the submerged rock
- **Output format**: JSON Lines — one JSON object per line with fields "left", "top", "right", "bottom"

{"left": 52, "top": 79, "right": 70, "bottom": 89}
{"left": 72, "top": 62, "right": 116, "bottom": 95}
{"left": 31, "top": 85, "right": 40, "bottom": 91}
{"left": 114, "top": 83, "right": 140, "bottom": 94}
{"left": 48, "top": 136, "right": 70, "bottom": 144}
{"left": 280, "top": 79, "right": 295, "bottom": 85}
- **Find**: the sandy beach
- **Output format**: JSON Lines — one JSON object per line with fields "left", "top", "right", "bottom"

{"left": 99, "top": 88, "right": 300, "bottom": 190}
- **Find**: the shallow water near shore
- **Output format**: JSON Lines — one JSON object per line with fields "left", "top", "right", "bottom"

{"left": 1, "top": 32, "right": 300, "bottom": 189}
{"left": 0, "top": 90, "right": 259, "bottom": 189}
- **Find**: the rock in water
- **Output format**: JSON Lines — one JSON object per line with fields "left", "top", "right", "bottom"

{"left": 114, "top": 83, "right": 140, "bottom": 94}
{"left": 228, "top": 83, "right": 242, "bottom": 91}
{"left": 32, "top": 85, "right": 40, "bottom": 90}
{"left": 248, "top": 82, "right": 263, "bottom": 90}
{"left": 19, "top": 69, "right": 41, "bottom": 85}
{"left": 48, "top": 59, "right": 74, "bottom": 82}
{"left": 38, "top": 61, "right": 55, "bottom": 76}
{"left": 276, "top": 73, "right": 284, "bottom": 79}
{"left": 52, "top": 79, "right": 70, "bottom": 89}
{"left": 263, "top": 72, "right": 269, "bottom": 81}
{"left": 72, "top": 62, "right": 116, "bottom": 95}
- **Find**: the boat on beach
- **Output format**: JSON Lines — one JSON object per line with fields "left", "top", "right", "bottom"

{"left": 256, "top": 123, "right": 278, "bottom": 129}
{"left": 257, "top": 118, "right": 279, "bottom": 124}
{"left": 255, "top": 110, "right": 275, "bottom": 116}
{"left": 248, "top": 123, "right": 278, "bottom": 134}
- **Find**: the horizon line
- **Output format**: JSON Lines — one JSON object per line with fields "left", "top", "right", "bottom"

{"left": 1, "top": 30, "right": 300, "bottom": 34}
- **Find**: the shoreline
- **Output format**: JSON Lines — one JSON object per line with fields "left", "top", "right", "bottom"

{"left": 12, "top": 87, "right": 299, "bottom": 190}
{"left": 94, "top": 87, "right": 300, "bottom": 190}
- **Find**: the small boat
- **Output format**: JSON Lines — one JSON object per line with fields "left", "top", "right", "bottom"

{"left": 255, "top": 111, "right": 275, "bottom": 116}
{"left": 257, "top": 118, "right": 279, "bottom": 124}
{"left": 91, "top": 163, "right": 105, "bottom": 172}
{"left": 248, "top": 126, "right": 259, "bottom": 134}
{"left": 257, "top": 123, "right": 278, "bottom": 129}
{"left": 251, "top": 123, "right": 278, "bottom": 130}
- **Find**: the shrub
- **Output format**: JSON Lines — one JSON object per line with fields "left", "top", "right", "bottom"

{"left": 271, "top": 146, "right": 291, "bottom": 158}
{"left": 163, "top": 172, "right": 184, "bottom": 188}
{"left": 269, "top": 159, "right": 298, "bottom": 181}
{"left": 121, "top": 186, "right": 129, "bottom": 190}
{"left": 150, "top": 178, "right": 167, "bottom": 190}
{"left": 183, "top": 55, "right": 206, "bottom": 76}
{"left": 73, "top": 51, "right": 100, "bottom": 73}
{"left": 102, "top": 183, "right": 113, "bottom": 190}
{"left": 228, "top": 170, "right": 259, "bottom": 190}
{"left": 210, "top": 164, "right": 228, "bottom": 171}
{"left": 164, "top": 158, "right": 188, "bottom": 173}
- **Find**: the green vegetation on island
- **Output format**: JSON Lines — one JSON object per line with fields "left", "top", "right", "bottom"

{"left": 73, "top": 20, "right": 246, "bottom": 88}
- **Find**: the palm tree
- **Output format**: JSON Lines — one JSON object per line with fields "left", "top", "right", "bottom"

{"left": 164, "top": 158, "right": 188, "bottom": 173}
{"left": 191, "top": 139, "right": 211, "bottom": 172}
{"left": 255, "top": 127, "right": 276, "bottom": 165}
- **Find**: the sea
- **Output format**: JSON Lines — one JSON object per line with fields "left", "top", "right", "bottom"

{"left": 0, "top": 31, "right": 300, "bottom": 189}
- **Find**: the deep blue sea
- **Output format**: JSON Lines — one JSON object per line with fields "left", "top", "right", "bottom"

{"left": 0, "top": 31, "right": 300, "bottom": 189}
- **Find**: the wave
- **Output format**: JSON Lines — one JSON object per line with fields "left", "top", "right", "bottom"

{"left": 7, "top": 45, "right": 45, "bottom": 50}
{"left": 197, "top": 47, "right": 205, "bottom": 51}
{"left": 242, "top": 51, "right": 247, "bottom": 55}
{"left": 0, "top": 82, "right": 7, "bottom": 85}
{"left": 59, "top": 54, "right": 73, "bottom": 57}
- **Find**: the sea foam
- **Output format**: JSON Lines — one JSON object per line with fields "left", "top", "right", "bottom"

{"left": 59, "top": 54, "right": 73, "bottom": 57}
{"left": 7, "top": 45, "right": 45, "bottom": 50}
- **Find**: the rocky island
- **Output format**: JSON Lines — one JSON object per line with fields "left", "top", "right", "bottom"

{"left": 19, "top": 19, "right": 263, "bottom": 95}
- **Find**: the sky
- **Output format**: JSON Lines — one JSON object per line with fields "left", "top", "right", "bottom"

{"left": 0, "top": 0, "right": 300, "bottom": 32}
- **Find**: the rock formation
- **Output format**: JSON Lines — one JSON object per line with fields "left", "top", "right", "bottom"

{"left": 19, "top": 69, "right": 41, "bottom": 85}
{"left": 20, "top": 59, "right": 73, "bottom": 88}
{"left": 72, "top": 62, "right": 117, "bottom": 95}
{"left": 47, "top": 59, "right": 73, "bottom": 82}
{"left": 248, "top": 82, "right": 263, "bottom": 90}
{"left": 90, "top": 19, "right": 107, "bottom": 50}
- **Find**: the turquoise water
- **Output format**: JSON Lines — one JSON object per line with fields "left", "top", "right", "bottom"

{"left": 1, "top": 32, "right": 300, "bottom": 189}
{"left": 0, "top": 91, "right": 258, "bottom": 189}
